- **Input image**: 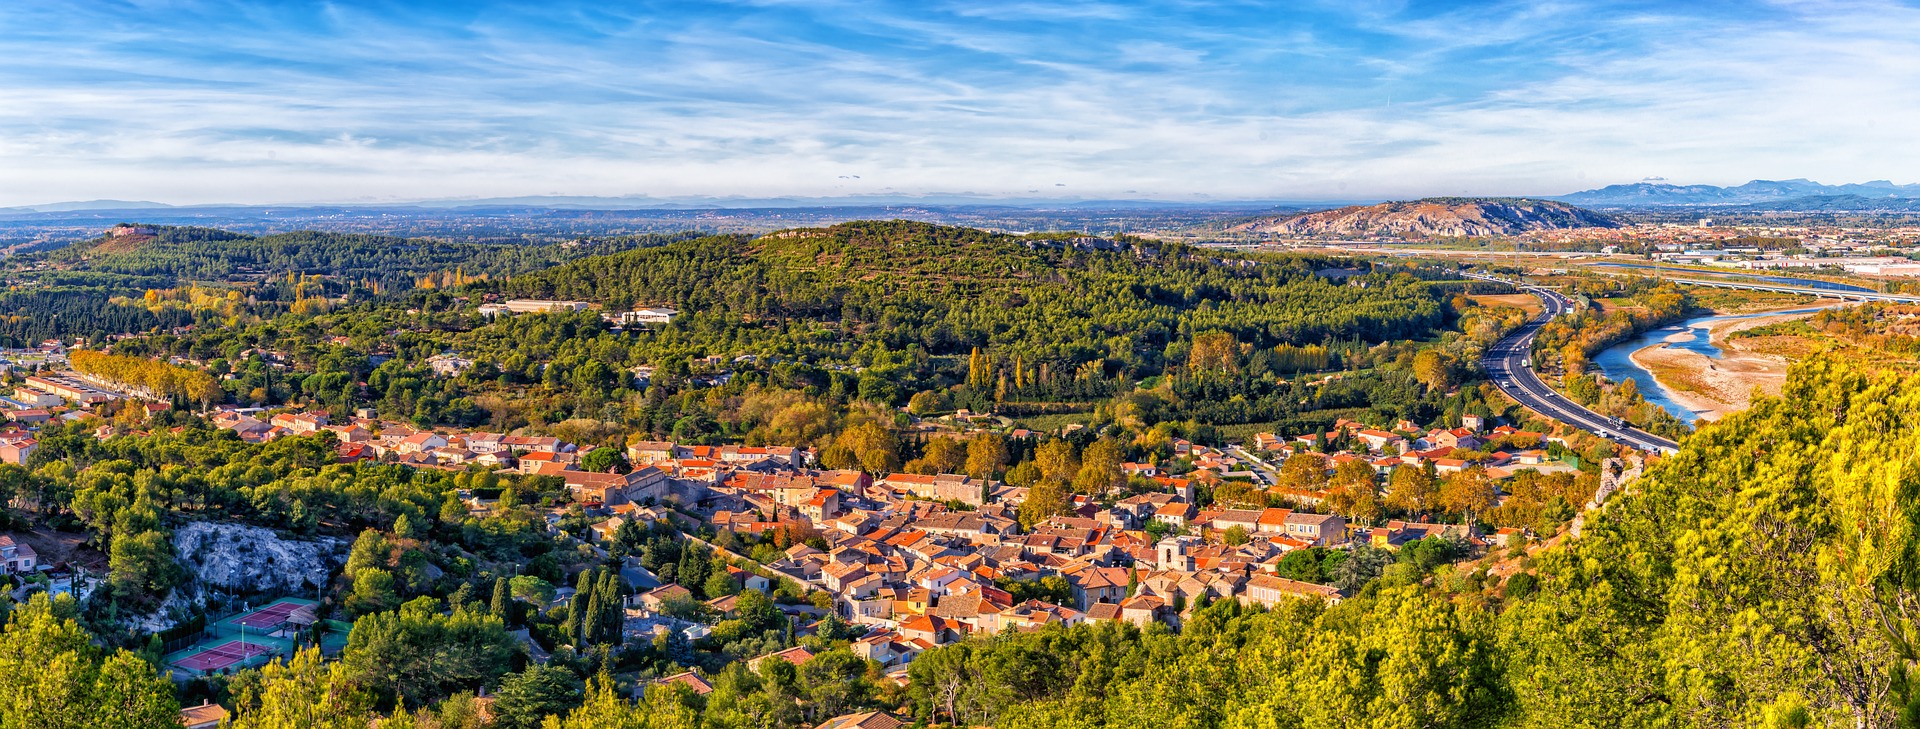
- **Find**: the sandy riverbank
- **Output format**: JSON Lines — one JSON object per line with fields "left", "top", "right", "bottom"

{"left": 1627, "top": 305, "right": 1836, "bottom": 421}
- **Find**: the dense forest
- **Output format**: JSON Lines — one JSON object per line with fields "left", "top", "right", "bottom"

{"left": 498, "top": 221, "right": 1447, "bottom": 367}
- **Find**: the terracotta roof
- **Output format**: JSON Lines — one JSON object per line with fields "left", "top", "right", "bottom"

{"left": 656, "top": 671, "right": 714, "bottom": 695}
{"left": 816, "top": 711, "right": 906, "bottom": 729}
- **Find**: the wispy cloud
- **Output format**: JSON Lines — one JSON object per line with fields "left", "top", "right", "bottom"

{"left": 0, "top": 0, "right": 1916, "bottom": 205}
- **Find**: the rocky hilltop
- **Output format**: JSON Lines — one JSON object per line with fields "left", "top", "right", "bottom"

{"left": 1233, "top": 197, "right": 1619, "bottom": 237}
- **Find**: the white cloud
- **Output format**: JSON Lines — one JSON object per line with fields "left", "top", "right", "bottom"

{"left": 0, "top": 0, "right": 1916, "bottom": 205}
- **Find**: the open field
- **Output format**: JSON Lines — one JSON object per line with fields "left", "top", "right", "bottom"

{"left": 1468, "top": 293, "right": 1543, "bottom": 316}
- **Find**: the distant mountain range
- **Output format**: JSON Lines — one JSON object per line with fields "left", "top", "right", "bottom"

{"left": 1556, "top": 179, "right": 1920, "bottom": 206}
{"left": 1231, "top": 198, "right": 1619, "bottom": 238}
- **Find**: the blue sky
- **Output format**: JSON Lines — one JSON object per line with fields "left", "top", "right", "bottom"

{"left": 1, "top": 0, "right": 1917, "bottom": 205}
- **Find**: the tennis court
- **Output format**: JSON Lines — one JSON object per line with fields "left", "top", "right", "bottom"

{"left": 217, "top": 597, "right": 319, "bottom": 635}
{"left": 170, "top": 639, "right": 273, "bottom": 673}
{"left": 232, "top": 599, "right": 306, "bottom": 630}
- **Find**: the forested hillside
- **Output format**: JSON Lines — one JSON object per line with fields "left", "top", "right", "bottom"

{"left": 502, "top": 220, "right": 1446, "bottom": 360}
{"left": 36, "top": 226, "right": 694, "bottom": 286}
{"left": 0, "top": 226, "right": 696, "bottom": 345}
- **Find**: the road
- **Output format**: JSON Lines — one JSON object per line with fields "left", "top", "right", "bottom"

{"left": 1466, "top": 273, "right": 1681, "bottom": 455}
{"left": 1643, "top": 277, "right": 1920, "bottom": 304}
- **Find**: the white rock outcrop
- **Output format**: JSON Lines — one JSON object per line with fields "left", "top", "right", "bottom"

{"left": 173, "top": 521, "right": 343, "bottom": 595}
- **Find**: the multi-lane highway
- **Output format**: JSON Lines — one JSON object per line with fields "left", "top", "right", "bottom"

{"left": 1467, "top": 273, "right": 1681, "bottom": 454}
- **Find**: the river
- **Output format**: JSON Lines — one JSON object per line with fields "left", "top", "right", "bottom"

{"left": 1592, "top": 307, "right": 1830, "bottom": 422}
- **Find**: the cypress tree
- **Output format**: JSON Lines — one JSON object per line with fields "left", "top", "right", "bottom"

{"left": 570, "top": 570, "right": 594, "bottom": 645}
{"left": 596, "top": 571, "right": 621, "bottom": 644}
{"left": 491, "top": 576, "right": 510, "bottom": 620}
{"left": 581, "top": 577, "right": 605, "bottom": 647}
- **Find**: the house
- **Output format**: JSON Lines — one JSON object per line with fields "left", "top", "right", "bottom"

{"left": 1242, "top": 574, "right": 1344, "bottom": 606}
{"left": 324, "top": 423, "right": 371, "bottom": 443}
{"left": 627, "top": 440, "right": 676, "bottom": 464}
{"left": 801, "top": 488, "right": 841, "bottom": 523}
{"left": 851, "top": 630, "right": 925, "bottom": 667}
{"left": 1152, "top": 501, "right": 1192, "bottom": 529}
{"left": 1064, "top": 566, "right": 1131, "bottom": 609}
{"left": 396, "top": 432, "right": 449, "bottom": 454}
{"left": 1283, "top": 512, "right": 1346, "bottom": 546}
{"left": 994, "top": 599, "right": 1086, "bottom": 632}
{"left": 897, "top": 614, "right": 965, "bottom": 646}
{"left": 816, "top": 711, "right": 906, "bottom": 729}
{"left": 748, "top": 646, "right": 816, "bottom": 672}
{"left": 639, "top": 584, "right": 693, "bottom": 612}
{"left": 270, "top": 412, "right": 328, "bottom": 434}
{"left": 503, "top": 435, "right": 567, "bottom": 453}
{"left": 1429, "top": 428, "right": 1484, "bottom": 451}
{"left": 0, "top": 438, "right": 35, "bottom": 465}
{"left": 587, "top": 517, "right": 627, "bottom": 543}
{"left": 335, "top": 442, "right": 374, "bottom": 463}
{"left": 725, "top": 564, "right": 771, "bottom": 594}
{"left": 1255, "top": 507, "right": 1293, "bottom": 534}
{"left": 879, "top": 473, "right": 978, "bottom": 504}
{"left": 562, "top": 466, "right": 669, "bottom": 506}
{"left": 653, "top": 671, "right": 714, "bottom": 696}
{"left": 1084, "top": 602, "right": 1123, "bottom": 624}
{"left": 0, "top": 535, "right": 37, "bottom": 574}
{"left": 179, "top": 700, "right": 230, "bottom": 729}
{"left": 1207, "top": 508, "right": 1263, "bottom": 535}
{"left": 1119, "top": 594, "right": 1171, "bottom": 628}
{"left": 1355, "top": 429, "right": 1406, "bottom": 453}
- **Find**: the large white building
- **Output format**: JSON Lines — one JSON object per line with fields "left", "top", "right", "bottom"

{"left": 620, "top": 307, "right": 679, "bottom": 325}
{"left": 479, "top": 300, "right": 594, "bottom": 317}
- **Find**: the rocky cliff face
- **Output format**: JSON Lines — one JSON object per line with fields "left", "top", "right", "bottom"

{"left": 174, "top": 521, "right": 343, "bottom": 596}
{"left": 1232, "top": 198, "right": 1619, "bottom": 238}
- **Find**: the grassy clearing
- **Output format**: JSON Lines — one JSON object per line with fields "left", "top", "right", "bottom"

{"left": 1469, "top": 293, "right": 1543, "bottom": 317}
{"left": 1688, "top": 288, "right": 1819, "bottom": 314}
{"left": 1214, "top": 408, "right": 1373, "bottom": 443}
{"left": 1011, "top": 410, "right": 1099, "bottom": 433}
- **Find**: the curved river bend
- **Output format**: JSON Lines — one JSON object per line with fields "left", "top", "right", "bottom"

{"left": 1591, "top": 307, "right": 1829, "bottom": 423}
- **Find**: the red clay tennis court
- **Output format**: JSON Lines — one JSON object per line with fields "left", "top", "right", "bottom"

{"left": 233, "top": 600, "right": 305, "bottom": 630}
{"left": 171, "top": 639, "right": 272, "bottom": 672}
